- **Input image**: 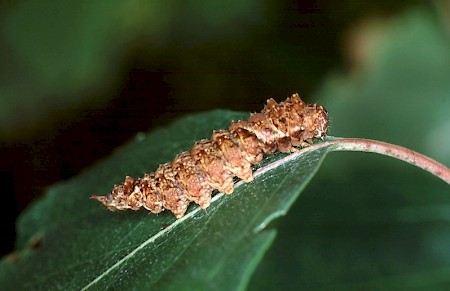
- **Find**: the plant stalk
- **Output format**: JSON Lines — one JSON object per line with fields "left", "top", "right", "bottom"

{"left": 307, "top": 138, "right": 450, "bottom": 185}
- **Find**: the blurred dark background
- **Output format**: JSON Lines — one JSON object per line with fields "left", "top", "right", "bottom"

{"left": 0, "top": 0, "right": 446, "bottom": 271}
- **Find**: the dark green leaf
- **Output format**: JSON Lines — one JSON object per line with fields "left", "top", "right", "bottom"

{"left": 0, "top": 110, "right": 331, "bottom": 290}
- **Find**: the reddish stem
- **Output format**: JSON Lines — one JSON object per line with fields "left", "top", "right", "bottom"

{"left": 300, "top": 138, "right": 450, "bottom": 185}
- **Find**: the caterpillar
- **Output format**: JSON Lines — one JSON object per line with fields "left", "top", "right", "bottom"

{"left": 91, "top": 93, "right": 328, "bottom": 218}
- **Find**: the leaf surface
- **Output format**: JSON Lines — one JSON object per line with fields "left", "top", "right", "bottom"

{"left": 0, "top": 110, "right": 331, "bottom": 290}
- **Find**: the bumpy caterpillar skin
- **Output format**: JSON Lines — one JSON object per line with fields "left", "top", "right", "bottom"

{"left": 92, "top": 94, "right": 328, "bottom": 218}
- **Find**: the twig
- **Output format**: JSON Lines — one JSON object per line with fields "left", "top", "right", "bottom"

{"left": 309, "top": 138, "right": 450, "bottom": 185}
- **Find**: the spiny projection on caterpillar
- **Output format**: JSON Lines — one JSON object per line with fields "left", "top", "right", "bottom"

{"left": 91, "top": 93, "right": 329, "bottom": 218}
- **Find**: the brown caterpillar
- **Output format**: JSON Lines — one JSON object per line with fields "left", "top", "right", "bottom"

{"left": 91, "top": 93, "right": 328, "bottom": 218}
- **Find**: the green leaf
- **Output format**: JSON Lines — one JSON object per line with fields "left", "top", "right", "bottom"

{"left": 0, "top": 110, "right": 331, "bottom": 290}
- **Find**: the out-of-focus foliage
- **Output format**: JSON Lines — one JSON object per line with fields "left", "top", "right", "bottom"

{"left": 249, "top": 6, "right": 450, "bottom": 290}
{"left": 0, "top": 0, "right": 267, "bottom": 138}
